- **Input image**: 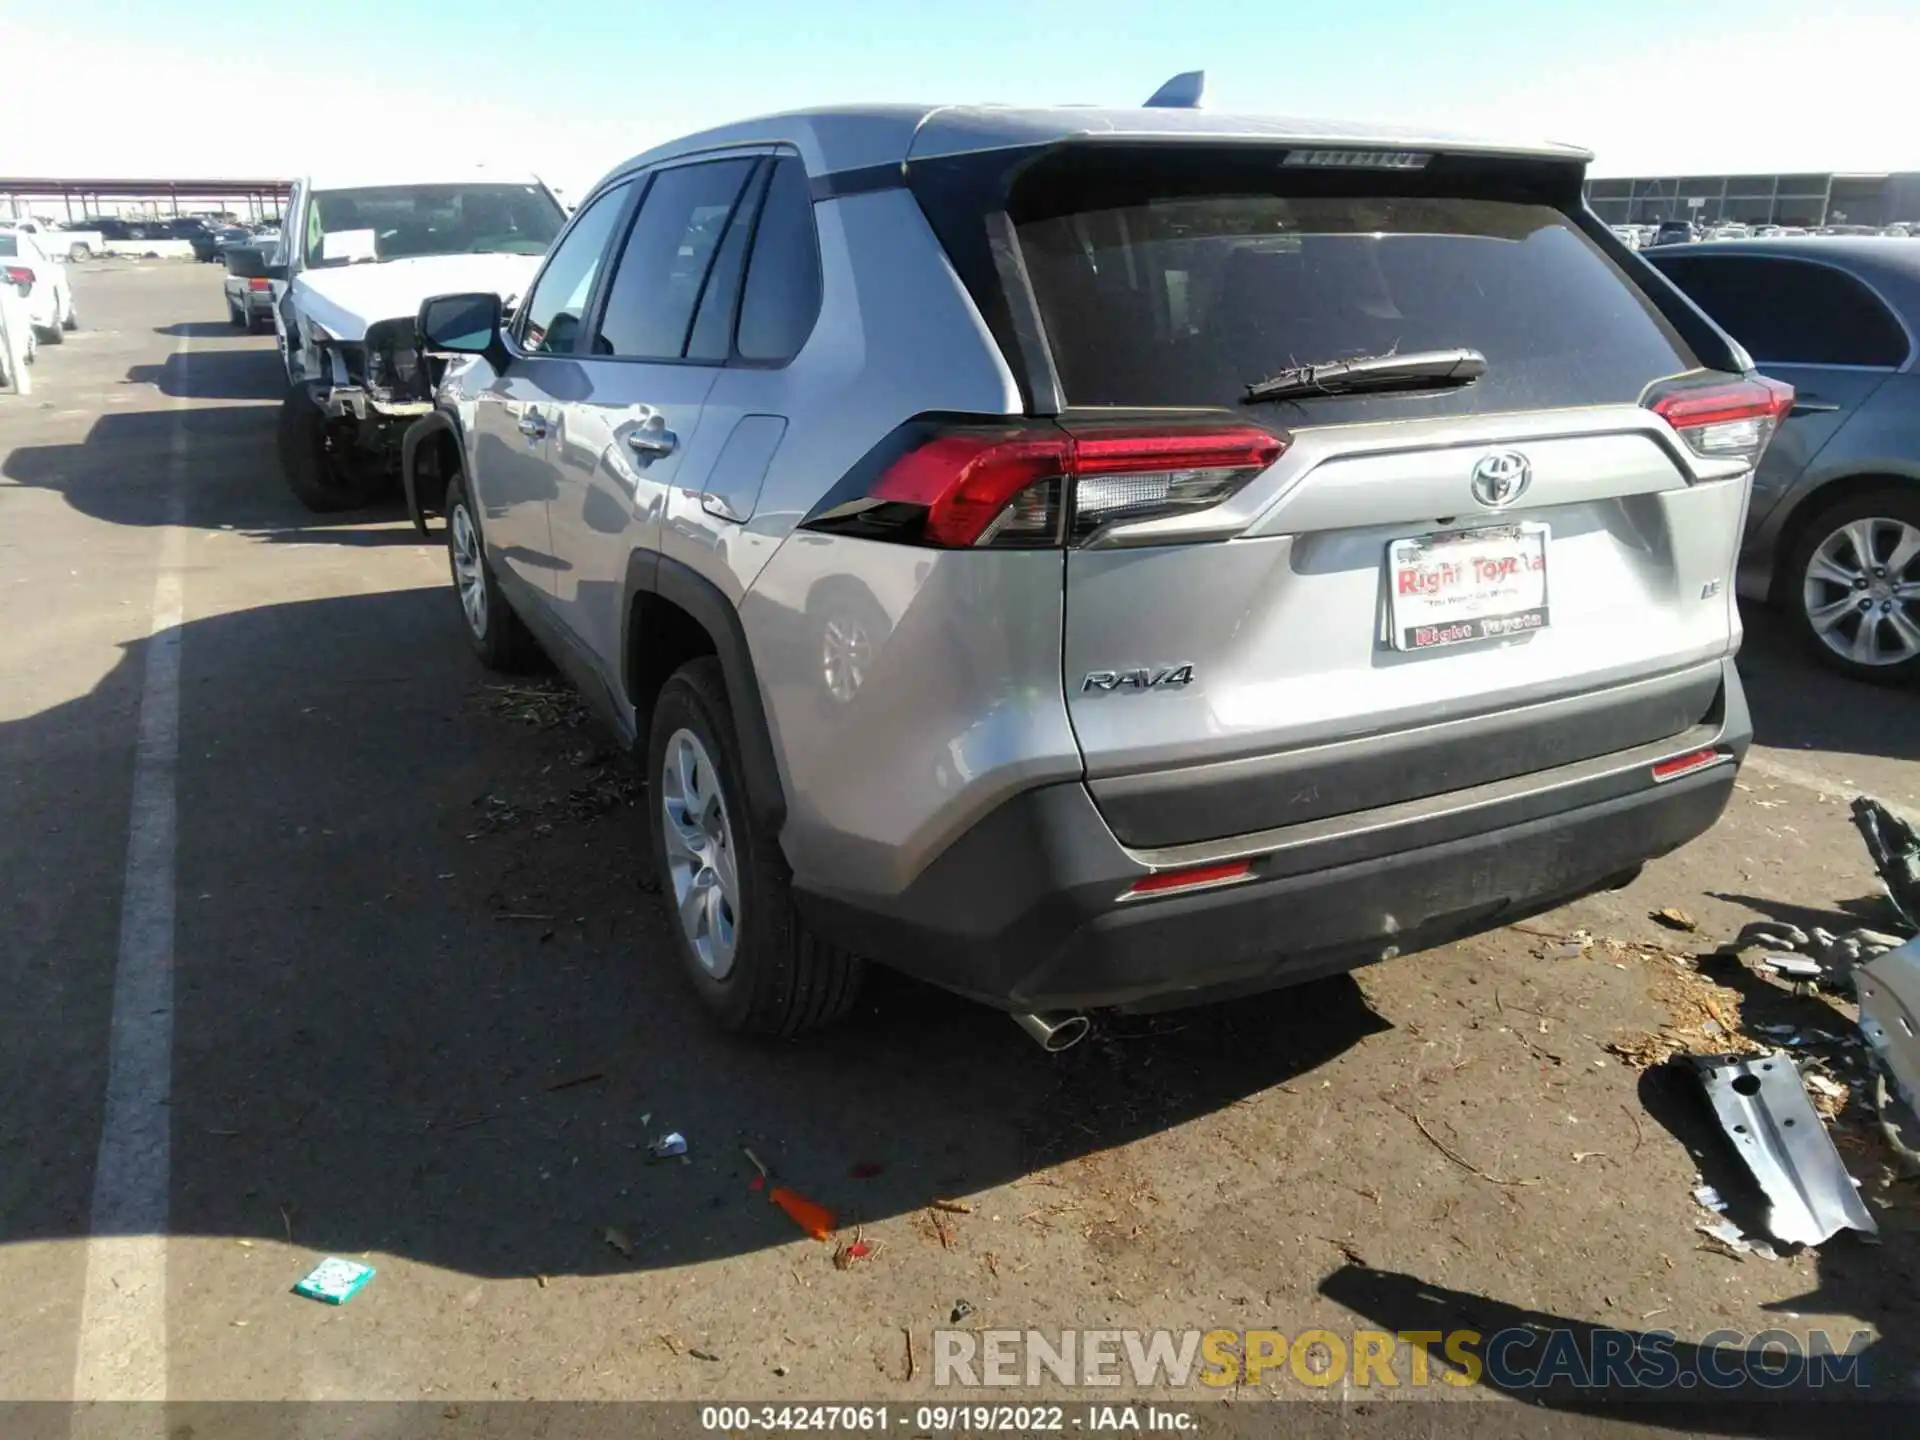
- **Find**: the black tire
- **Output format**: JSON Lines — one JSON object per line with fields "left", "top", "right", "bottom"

{"left": 39, "top": 320, "right": 63, "bottom": 345}
{"left": 246, "top": 311, "right": 271, "bottom": 335}
{"left": 1784, "top": 485, "right": 1920, "bottom": 685}
{"left": 443, "top": 472, "right": 538, "bottom": 671}
{"left": 646, "top": 656, "right": 865, "bottom": 1037}
{"left": 68, "top": 243, "right": 90, "bottom": 262}
{"left": 61, "top": 303, "right": 77, "bottom": 332}
{"left": 275, "top": 384, "right": 388, "bottom": 512}
{"left": 228, "top": 299, "right": 245, "bottom": 329}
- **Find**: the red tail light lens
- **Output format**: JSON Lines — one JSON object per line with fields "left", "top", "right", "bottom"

{"left": 1648, "top": 376, "right": 1794, "bottom": 462}
{"left": 811, "top": 422, "right": 1286, "bottom": 549}
{"left": 3, "top": 265, "right": 34, "bottom": 287}
{"left": 1651, "top": 748, "right": 1730, "bottom": 783}
{"left": 247, "top": 277, "right": 273, "bottom": 292}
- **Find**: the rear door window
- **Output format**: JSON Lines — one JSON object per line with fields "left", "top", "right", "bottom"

{"left": 1014, "top": 180, "right": 1697, "bottom": 422}
{"left": 592, "top": 158, "right": 757, "bottom": 360}
{"left": 1649, "top": 253, "right": 1910, "bottom": 367}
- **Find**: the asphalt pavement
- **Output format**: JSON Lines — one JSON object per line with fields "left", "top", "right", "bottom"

{"left": 2, "top": 263, "right": 1917, "bottom": 1421}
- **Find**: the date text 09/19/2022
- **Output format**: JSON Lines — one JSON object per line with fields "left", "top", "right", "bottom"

{"left": 699, "top": 1404, "right": 1195, "bottom": 1432}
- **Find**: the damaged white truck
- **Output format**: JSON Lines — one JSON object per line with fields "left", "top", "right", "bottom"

{"left": 264, "top": 170, "right": 566, "bottom": 511}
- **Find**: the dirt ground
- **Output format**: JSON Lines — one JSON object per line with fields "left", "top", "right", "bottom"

{"left": 2, "top": 262, "right": 1917, "bottom": 1429}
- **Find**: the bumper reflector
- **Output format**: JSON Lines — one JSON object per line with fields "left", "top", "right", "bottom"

{"left": 1651, "top": 748, "right": 1731, "bottom": 783}
{"left": 1124, "top": 858, "right": 1253, "bottom": 899}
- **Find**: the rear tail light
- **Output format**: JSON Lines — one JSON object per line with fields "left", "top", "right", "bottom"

{"left": 247, "top": 277, "right": 272, "bottom": 292}
{"left": 1647, "top": 376, "right": 1793, "bottom": 463}
{"left": 808, "top": 422, "right": 1286, "bottom": 549}
{"left": 1123, "top": 858, "right": 1253, "bottom": 900}
{"left": 3, "top": 265, "right": 34, "bottom": 287}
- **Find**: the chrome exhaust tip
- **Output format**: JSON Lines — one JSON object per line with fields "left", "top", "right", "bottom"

{"left": 1012, "top": 1011, "right": 1091, "bottom": 1053}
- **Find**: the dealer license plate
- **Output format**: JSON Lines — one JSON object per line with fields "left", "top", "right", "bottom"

{"left": 1388, "top": 524, "right": 1550, "bottom": 651}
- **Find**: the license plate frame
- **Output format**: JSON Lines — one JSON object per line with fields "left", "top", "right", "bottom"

{"left": 1387, "top": 523, "right": 1550, "bottom": 652}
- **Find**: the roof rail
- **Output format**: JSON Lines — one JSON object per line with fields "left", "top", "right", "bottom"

{"left": 1143, "top": 71, "right": 1205, "bottom": 109}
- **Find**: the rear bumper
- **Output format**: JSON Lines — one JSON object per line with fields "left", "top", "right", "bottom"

{"left": 795, "top": 660, "right": 1749, "bottom": 1013}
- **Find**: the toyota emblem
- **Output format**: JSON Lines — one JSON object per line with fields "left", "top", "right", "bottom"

{"left": 1470, "top": 450, "right": 1532, "bottom": 508}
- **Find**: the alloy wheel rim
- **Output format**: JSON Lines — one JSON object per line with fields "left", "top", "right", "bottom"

{"left": 1803, "top": 516, "right": 1920, "bottom": 667}
{"left": 660, "top": 728, "right": 740, "bottom": 979}
{"left": 450, "top": 503, "right": 487, "bottom": 638}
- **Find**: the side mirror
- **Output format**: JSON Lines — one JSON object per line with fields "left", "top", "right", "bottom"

{"left": 418, "top": 291, "right": 505, "bottom": 360}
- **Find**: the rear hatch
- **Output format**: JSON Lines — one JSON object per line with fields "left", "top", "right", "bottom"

{"left": 996, "top": 144, "right": 1757, "bottom": 848}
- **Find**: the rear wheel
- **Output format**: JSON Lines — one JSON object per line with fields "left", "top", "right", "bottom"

{"left": 444, "top": 472, "right": 537, "bottom": 671}
{"left": 227, "top": 298, "right": 245, "bottom": 328}
{"left": 38, "top": 311, "right": 63, "bottom": 345}
{"left": 1786, "top": 487, "right": 1920, "bottom": 684}
{"left": 276, "top": 384, "right": 388, "bottom": 512}
{"left": 67, "top": 243, "right": 90, "bottom": 262}
{"left": 646, "top": 657, "right": 865, "bottom": 1036}
{"left": 60, "top": 295, "right": 77, "bottom": 332}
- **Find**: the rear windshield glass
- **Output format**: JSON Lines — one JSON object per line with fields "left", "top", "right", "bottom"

{"left": 1015, "top": 182, "right": 1696, "bottom": 421}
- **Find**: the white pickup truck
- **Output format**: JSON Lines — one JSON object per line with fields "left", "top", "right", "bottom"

{"left": 268, "top": 169, "right": 566, "bottom": 511}
{"left": 0, "top": 219, "right": 105, "bottom": 262}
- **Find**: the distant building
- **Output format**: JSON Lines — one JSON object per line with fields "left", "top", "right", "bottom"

{"left": 1584, "top": 171, "right": 1920, "bottom": 229}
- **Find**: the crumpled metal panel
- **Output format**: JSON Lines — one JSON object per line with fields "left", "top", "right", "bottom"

{"left": 1693, "top": 1052, "right": 1877, "bottom": 1247}
{"left": 1858, "top": 938, "right": 1920, "bottom": 1111}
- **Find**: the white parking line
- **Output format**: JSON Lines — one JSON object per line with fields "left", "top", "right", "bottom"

{"left": 70, "top": 340, "right": 189, "bottom": 1407}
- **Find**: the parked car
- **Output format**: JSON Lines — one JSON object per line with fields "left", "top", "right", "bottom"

{"left": 1645, "top": 238, "right": 1920, "bottom": 681}
{"left": 1653, "top": 219, "right": 1699, "bottom": 245}
{"left": 1, "top": 217, "right": 104, "bottom": 261}
{"left": 223, "top": 242, "right": 279, "bottom": 332}
{"left": 0, "top": 229, "right": 77, "bottom": 341}
{"left": 271, "top": 169, "right": 566, "bottom": 511}
{"left": 407, "top": 97, "right": 1767, "bottom": 1043}
{"left": 207, "top": 225, "right": 253, "bottom": 262}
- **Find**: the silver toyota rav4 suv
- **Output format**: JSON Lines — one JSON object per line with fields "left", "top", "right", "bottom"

{"left": 404, "top": 102, "right": 1779, "bottom": 1047}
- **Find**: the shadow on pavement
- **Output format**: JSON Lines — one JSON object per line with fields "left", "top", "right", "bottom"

{"left": 0, "top": 585, "right": 1389, "bottom": 1283}
{"left": 1739, "top": 611, "right": 1920, "bottom": 766}
{"left": 155, "top": 322, "right": 251, "bottom": 339}
{"left": 1, "top": 404, "right": 414, "bottom": 537}
{"left": 1319, "top": 1262, "right": 1905, "bottom": 1429}
{"left": 124, "top": 350, "right": 287, "bottom": 402}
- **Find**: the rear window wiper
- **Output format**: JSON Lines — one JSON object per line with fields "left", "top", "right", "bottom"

{"left": 1244, "top": 347, "right": 1487, "bottom": 403}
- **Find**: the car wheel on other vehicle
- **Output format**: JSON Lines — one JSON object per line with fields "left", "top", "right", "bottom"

{"left": 275, "top": 383, "right": 389, "bottom": 512}
{"left": 1786, "top": 487, "right": 1920, "bottom": 684}
{"left": 444, "top": 472, "right": 538, "bottom": 671}
{"left": 646, "top": 656, "right": 865, "bottom": 1037}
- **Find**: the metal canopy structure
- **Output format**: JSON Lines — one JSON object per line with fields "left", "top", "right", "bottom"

{"left": 0, "top": 176, "right": 291, "bottom": 223}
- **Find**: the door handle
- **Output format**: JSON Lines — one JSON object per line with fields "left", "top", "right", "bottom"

{"left": 625, "top": 424, "right": 678, "bottom": 464}
{"left": 517, "top": 414, "right": 547, "bottom": 439}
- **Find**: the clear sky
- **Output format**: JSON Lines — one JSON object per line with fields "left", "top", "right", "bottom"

{"left": 2, "top": 0, "right": 1914, "bottom": 197}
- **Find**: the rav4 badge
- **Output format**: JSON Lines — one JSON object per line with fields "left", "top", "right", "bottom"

{"left": 1082, "top": 665, "right": 1196, "bottom": 693}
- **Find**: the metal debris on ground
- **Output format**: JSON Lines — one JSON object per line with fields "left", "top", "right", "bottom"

{"left": 1723, "top": 918, "right": 1906, "bottom": 992}
{"left": 950, "top": 1299, "right": 975, "bottom": 1324}
{"left": 599, "top": 1226, "right": 635, "bottom": 1259}
{"left": 1695, "top": 1219, "right": 1778, "bottom": 1260}
{"left": 292, "top": 1256, "right": 377, "bottom": 1305}
{"left": 1691, "top": 1053, "right": 1877, "bottom": 1247}
{"left": 648, "top": 1131, "right": 689, "bottom": 1160}
{"left": 1855, "top": 939, "right": 1920, "bottom": 1174}
{"left": 688, "top": 1348, "right": 720, "bottom": 1363}
{"left": 1851, "top": 796, "right": 1920, "bottom": 929}
{"left": 1652, "top": 907, "right": 1700, "bottom": 933}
